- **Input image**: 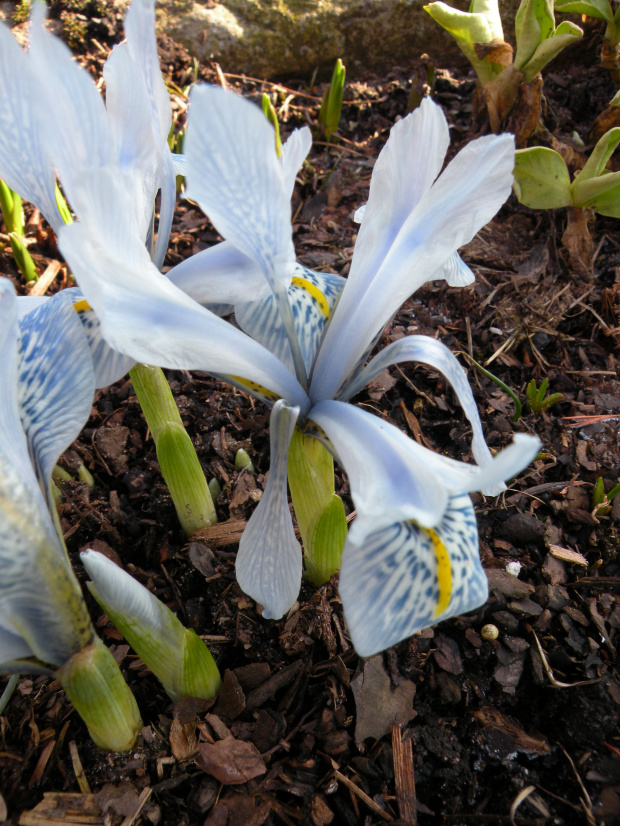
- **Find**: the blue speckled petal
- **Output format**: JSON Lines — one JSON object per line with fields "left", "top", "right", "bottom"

{"left": 17, "top": 291, "right": 95, "bottom": 503}
{"left": 236, "top": 401, "right": 301, "bottom": 619}
{"left": 340, "top": 494, "right": 487, "bottom": 656}
{"left": 235, "top": 265, "right": 345, "bottom": 374}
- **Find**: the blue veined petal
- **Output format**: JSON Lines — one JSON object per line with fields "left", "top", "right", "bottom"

{"left": 0, "top": 450, "right": 90, "bottom": 669}
{"left": 236, "top": 401, "right": 302, "bottom": 619}
{"left": 0, "top": 279, "right": 34, "bottom": 476}
{"left": 235, "top": 266, "right": 346, "bottom": 375}
{"left": 337, "top": 334, "right": 501, "bottom": 492}
{"left": 339, "top": 493, "right": 487, "bottom": 656}
{"left": 0, "top": 622, "right": 37, "bottom": 671}
{"left": 0, "top": 17, "right": 62, "bottom": 232}
{"left": 17, "top": 291, "right": 95, "bottom": 504}
{"left": 183, "top": 85, "right": 296, "bottom": 291}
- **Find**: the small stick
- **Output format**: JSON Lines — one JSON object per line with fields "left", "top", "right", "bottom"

{"left": 69, "top": 741, "right": 91, "bottom": 795}
{"left": 391, "top": 725, "right": 417, "bottom": 825}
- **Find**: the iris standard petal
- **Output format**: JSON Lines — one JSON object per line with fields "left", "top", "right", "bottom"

{"left": 339, "top": 493, "right": 486, "bottom": 656}
{"left": 311, "top": 131, "right": 515, "bottom": 402}
{"left": 0, "top": 16, "right": 62, "bottom": 232}
{"left": 183, "top": 85, "right": 296, "bottom": 291}
{"left": 17, "top": 292, "right": 96, "bottom": 505}
{"left": 27, "top": 2, "right": 113, "bottom": 222}
{"left": 281, "top": 127, "right": 312, "bottom": 199}
{"left": 236, "top": 401, "right": 302, "bottom": 619}
{"left": 57, "top": 172, "right": 310, "bottom": 409}
{"left": 344, "top": 98, "right": 450, "bottom": 297}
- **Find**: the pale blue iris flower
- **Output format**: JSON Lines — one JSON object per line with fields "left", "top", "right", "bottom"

{"left": 0, "top": 3, "right": 540, "bottom": 656}
{"left": 0, "top": 277, "right": 98, "bottom": 672}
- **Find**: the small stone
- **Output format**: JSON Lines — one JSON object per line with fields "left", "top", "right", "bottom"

{"left": 481, "top": 624, "right": 499, "bottom": 641}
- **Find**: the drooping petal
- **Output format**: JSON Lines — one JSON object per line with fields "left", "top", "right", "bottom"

{"left": 235, "top": 266, "right": 345, "bottom": 374}
{"left": 57, "top": 170, "right": 310, "bottom": 409}
{"left": 337, "top": 334, "right": 500, "bottom": 491}
{"left": 17, "top": 291, "right": 96, "bottom": 505}
{"left": 0, "top": 16, "right": 62, "bottom": 232}
{"left": 433, "top": 251, "right": 475, "bottom": 286}
{"left": 311, "top": 131, "right": 515, "bottom": 402}
{"left": 308, "top": 401, "right": 541, "bottom": 537}
{"left": 0, "top": 622, "right": 37, "bottom": 671}
{"left": 183, "top": 85, "right": 296, "bottom": 291}
{"left": 340, "top": 494, "right": 487, "bottom": 656}
{"left": 236, "top": 401, "right": 302, "bottom": 619}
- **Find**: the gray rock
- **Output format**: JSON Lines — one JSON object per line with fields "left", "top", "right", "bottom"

{"left": 155, "top": 0, "right": 521, "bottom": 79}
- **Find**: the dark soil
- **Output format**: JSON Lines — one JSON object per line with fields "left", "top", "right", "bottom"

{"left": 1, "top": 6, "right": 620, "bottom": 826}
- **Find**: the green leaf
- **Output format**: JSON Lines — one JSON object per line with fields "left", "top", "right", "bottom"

{"left": 555, "top": 0, "right": 613, "bottom": 22}
{"left": 518, "top": 21, "right": 583, "bottom": 80}
{"left": 319, "top": 59, "right": 346, "bottom": 141}
{"left": 9, "top": 233, "right": 38, "bottom": 282}
{"left": 572, "top": 169, "right": 620, "bottom": 216}
{"left": 424, "top": 0, "right": 504, "bottom": 84}
{"left": 576, "top": 127, "right": 620, "bottom": 180}
{"left": 287, "top": 429, "right": 336, "bottom": 543}
{"left": 513, "top": 147, "right": 573, "bottom": 208}
{"left": 515, "top": 0, "right": 555, "bottom": 68}
{"left": 261, "top": 93, "right": 282, "bottom": 158}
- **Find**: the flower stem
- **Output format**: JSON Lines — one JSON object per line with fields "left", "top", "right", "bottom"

{"left": 287, "top": 429, "right": 347, "bottom": 585}
{"left": 129, "top": 363, "right": 216, "bottom": 534}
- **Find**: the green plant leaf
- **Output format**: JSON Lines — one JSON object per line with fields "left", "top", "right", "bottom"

{"left": 424, "top": 0, "right": 504, "bottom": 84}
{"left": 555, "top": 0, "right": 613, "bottom": 22}
{"left": 576, "top": 127, "right": 620, "bottom": 180}
{"left": 304, "top": 494, "right": 348, "bottom": 586}
{"left": 513, "top": 147, "right": 573, "bottom": 208}
{"left": 572, "top": 169, "right": 620, "bottom": 216}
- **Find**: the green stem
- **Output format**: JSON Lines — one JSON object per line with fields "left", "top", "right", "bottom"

{"left": 287, "top": 429, "right": 347, "bottom": 585}
{"left": 129, "top": 363, "right": 216, "bottom": 534}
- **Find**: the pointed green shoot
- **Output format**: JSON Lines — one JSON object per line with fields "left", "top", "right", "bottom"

{"left": 513, "top": 147, "right": 573, "bottom": 208}
{"left": 9, "top": 232, "right": 39, "bottom": 282}
{"left": 0, "top": 179, "right": 24, "bottom": 235}
{"left": 130, "top": 363, "right": 216, "bottom": 535}
{"left": 287, "top": 429, "right": 347, "bottom": 585}
{"left": 592, "top": 476, "right": 620, "bottom": 515}
{"left": 424, "top": 0, "right": 505, "bottom": 86}
{"left": 55, "top": 635, "right": 142, "bottom": 752}
{"left": 55, "top": 183, "right": 73, "bottom": 225}
{"left": 319, "top": 59, "right": 346, "bottom": 142}
{"left": 525, "top": 377, "right": 563, "bottom": 413}
{"left": 261, "top": 93, "right": 282, "bottom": 158}
{"left": 83, "top": 551, "right": 221, "bottom": 703}
{"left": 235, "top": 448, "right": 255, "bottom": 473}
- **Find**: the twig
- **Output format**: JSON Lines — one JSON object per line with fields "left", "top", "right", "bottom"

{"left": 391, "top": 726, "right": 417, "bottom": 825}
{"left": 330, "top": 758, "right": 394, "bottom": 821}
{"left": 69, "top": 741, "right": 91, "bottom": 795}
{"left": 532, "top": 632, "right": 602, "bottom": 689}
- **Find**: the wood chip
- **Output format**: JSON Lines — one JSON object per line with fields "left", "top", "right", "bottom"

{"left": 19, "top": 792, "right": 103, "bottom": 825}
{"left": 195, "top": 736, "right": 266, "bottom": 784}
{"left": 549, "top": 544, "right": 589, "bottom": 566}
{"left": 392, "top": 726, "right": 417, "bottom": 825}
{"left": 192, "top": 519, "right": 246, "bottom": 547}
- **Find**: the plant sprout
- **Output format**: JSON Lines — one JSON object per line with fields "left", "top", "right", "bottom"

{"left": 425, "top": 0, "right": 582, "bottom": 144}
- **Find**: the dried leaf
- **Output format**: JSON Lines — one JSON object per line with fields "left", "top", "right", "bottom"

{"left": 196, "top": 736, "right": 266, "bottom": 784}
{"left": 351, "top": 655, "right": 416, "bottom": 743}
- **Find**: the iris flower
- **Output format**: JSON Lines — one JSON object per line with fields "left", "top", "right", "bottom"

{"left": 0, "top": 3, "right": 539, "bottom": 656}
{"left": 0, "top": 278, "right": 141, "bottom": 751}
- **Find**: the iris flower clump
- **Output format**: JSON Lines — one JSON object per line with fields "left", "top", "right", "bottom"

{"left": 0, "top": 0, "right": 541, "bottom": 663}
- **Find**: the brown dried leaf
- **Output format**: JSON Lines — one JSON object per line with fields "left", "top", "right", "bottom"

{"left": 351, "top": 655, "right": 416, "bottom": 743}
{"left": 196, "top": 736, "right": 266, "bottom": 784}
